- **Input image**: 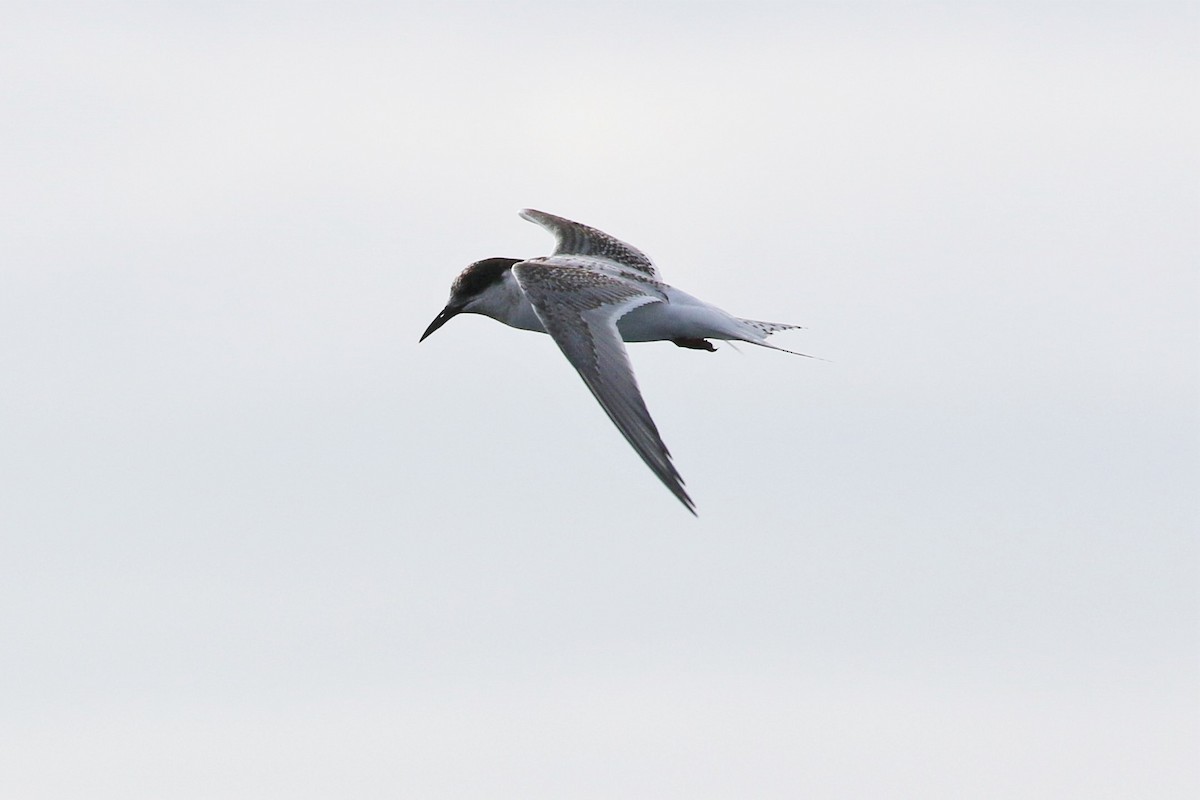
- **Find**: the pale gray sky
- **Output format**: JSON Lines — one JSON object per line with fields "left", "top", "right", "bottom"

{"left": 1, "top": 2, "right": 1196, "bottom": 798}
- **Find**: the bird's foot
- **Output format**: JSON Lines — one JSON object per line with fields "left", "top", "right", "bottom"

{"left": 672, "top": 337, "right": 716, "bottom": 352}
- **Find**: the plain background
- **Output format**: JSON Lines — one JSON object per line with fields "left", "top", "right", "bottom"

{"left": 2, "top": 2, "right": 1196, "bottom": 798}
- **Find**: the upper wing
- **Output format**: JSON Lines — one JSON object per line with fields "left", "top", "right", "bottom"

{"left": 519, "top": 209, "right": 661, "bottom": 279}
{"left": 511, "top": 260, "right": 694, "bottom": 514}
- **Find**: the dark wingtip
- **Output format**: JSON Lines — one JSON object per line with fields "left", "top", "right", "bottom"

{"left": 664, "top": 473, "right": 697, "bottom": 516}
{"left": 677, "top": 485, "right": 698, "bottom": 516}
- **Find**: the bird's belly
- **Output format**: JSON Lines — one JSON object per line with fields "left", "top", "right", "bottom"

{"left": 616, "top": 301, "right": 738, "bottom": 343}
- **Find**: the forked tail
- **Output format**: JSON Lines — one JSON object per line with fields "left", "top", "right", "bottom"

{"left": 740, "top": 318, "right": 803, "bottom": 337}
{"left": 736, "top": 317, "right": 818, "bottom": 358}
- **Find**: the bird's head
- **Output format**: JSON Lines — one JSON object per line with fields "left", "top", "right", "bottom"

{"left": 419, "top": 257, "right": 522, "bottom": 341}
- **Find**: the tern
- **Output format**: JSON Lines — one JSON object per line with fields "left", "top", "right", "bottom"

{"left": 420, "top": 209, "right": 806, "bottom": 514}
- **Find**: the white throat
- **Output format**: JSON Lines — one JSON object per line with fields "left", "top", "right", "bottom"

{"left": 465, "top": 270, "right": 545, "bottom": 332}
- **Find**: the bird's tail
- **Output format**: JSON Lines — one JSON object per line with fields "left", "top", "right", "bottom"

{"left": 740, "top": 318, "right": 802, "bottom": 338}
{"left": 735, "top": 318, "right": 818, "bottom": 358}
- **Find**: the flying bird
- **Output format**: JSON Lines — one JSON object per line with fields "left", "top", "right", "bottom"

{"left": 420, "top": 209, "right": 807, "bottom": 514}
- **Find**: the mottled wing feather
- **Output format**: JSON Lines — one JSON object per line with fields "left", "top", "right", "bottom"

{"left": 511, "top": 262, "right": 695, "bottom": 514}
{"left": 520, "top": 209, "right": 660, "bottom": 279}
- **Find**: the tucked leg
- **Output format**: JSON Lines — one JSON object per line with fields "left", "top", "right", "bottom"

{"left": 672, "top": 337, "right": 716, "bottom": 351}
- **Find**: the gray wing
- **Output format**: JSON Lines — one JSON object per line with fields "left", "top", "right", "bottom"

{"left": 520, "top": 209, "right": 661, "bottom": 279}
{"left": 512, "top": 261, "right": 695, "bottom": 514}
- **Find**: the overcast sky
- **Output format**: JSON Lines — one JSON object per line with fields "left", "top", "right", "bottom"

{"left": 1, "top": 2, "right": 1196, "bottom": 798}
